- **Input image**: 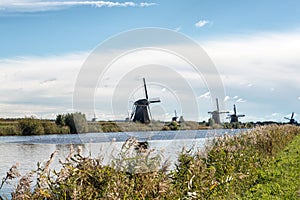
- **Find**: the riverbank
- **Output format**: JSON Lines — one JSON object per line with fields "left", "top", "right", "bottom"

{"left": 244, "top": 133, "right": 300, "bottom": 199}
{"left": 0, "top": 116, "right": 255, "bottom": 136}
{"left": 1, "top": 125, "right": 299, "bottom": 199}
{"left": 0, "top": 118, "right": 212, "bottom": 136}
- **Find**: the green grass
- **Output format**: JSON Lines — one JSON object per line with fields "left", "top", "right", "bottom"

{"left": 244, "top": 134, "right": 300, "bottom": 199}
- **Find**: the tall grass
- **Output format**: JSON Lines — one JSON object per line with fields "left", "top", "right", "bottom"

{"left": 1, "top": 125, "right": 299, "bottom": 199}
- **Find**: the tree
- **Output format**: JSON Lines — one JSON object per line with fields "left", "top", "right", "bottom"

{"left": 55, "top": 114, "right": 65, "bottom": 126}
{"left": 64, "top": 112, "right": 88, "bottom": 134}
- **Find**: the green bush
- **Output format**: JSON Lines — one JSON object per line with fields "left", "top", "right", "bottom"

{"left": 0, "top": 125, "right": 20, "bottom": 136}
{"left": 18, "top": 117, "right": 45, "bottom": 135}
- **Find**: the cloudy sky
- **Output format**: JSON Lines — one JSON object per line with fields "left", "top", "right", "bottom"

{"left": 0, "top": 0, "right": 300, "bottom": 122}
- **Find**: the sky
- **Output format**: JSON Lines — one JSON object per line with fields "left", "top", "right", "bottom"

{"left": 1, "top": 0, "right": 300, "bottom": 122}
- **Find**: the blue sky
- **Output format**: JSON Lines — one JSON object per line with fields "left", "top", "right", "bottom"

{"left": 1, "top": 0, "right": 300, "bottom": 122}
{"left": 1, "top": 0, "right": 300, "bottom": 58}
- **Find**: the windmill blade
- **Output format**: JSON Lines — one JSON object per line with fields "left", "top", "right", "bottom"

{"left": 216, "top": 98, "right": 220, "bottom": 111}
{"left": 219, "top": 111, "right": 230, "bottom": 114}
{"left": 143, "top": 78, "right": 149, "bottom": 100}
{"left": 148, "top": 105, "right": 152, "bottom": 121}
{"left": 237, "top": 114, "right": 245, "bottom": 117}
{"left": 291, "top": 112, "right": 294, "bottom": 119}
{"left": 130, "top": 104, "right": 136, "bottom": 120}
{"left": 149, "top": 97, "right": 161, "bottom": 103}
{"left": 233, "top": 104, "right": 237, "bottom": 115}
{"left": 130, "top": 110, "right": 135, "bottom": 120}
{"left": 284, "top": 117, "right": 290, "bottom": 120}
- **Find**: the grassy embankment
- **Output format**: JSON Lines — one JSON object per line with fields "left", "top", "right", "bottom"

{"left": 0, "top": 118, "right": 70, "bottom": 136}
{"left": 1, "top": 125, "right": 300, "bottom": 199}
{"left": 0, "top": 117, "right": 207, "bottom": 136}
{"left": 244, "top": 132, "right": 300, "bottom": 199}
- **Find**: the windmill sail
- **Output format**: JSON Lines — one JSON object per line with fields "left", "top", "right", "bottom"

{"left": 284, "top": 112, "right": 297, "bottom": 124}
{"left": 143, "top": 78, "right": 148, "bottom": 100}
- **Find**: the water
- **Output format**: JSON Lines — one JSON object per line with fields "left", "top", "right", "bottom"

{"left": 0, "top": 129, "right": 243, "bottom": 198}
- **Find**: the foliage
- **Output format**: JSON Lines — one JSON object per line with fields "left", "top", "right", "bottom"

{"left": 88, "top": 121, "right": 122, "bottom": 133}
{"left": 55, "top": 115, "right": 65, "bottom": 127}
{"left": 18, "top": 117, "right": 45, "bottom": 135}
{"left": 17, "top": 117, "right": 70, "bottom": 135}
{"left": 1, "top": 125, "right": 300, "bottom": 199}
{"left": 56, "top": 112, "right": 88, "bottom": 134}
{"left": 0, "top": 125, "right": 21, "bottom": 136}
{"left": 162, "top": 121, "right": 179, "bottom": 131}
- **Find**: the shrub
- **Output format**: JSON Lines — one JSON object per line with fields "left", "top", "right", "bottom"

{"left": 18, "top": 117, "right": 45, "bottom": 135}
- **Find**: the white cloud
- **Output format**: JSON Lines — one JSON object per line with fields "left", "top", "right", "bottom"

{"left": 0, "top": 1, "right": 156, "bottom": 12}
{"left": 195, "top": 20, "right": 210, "bottom": 28}
{"left": 236, "top": 98, "right": 246, "bottom": 103}
{"left": 0, "top": 52, "right": 87, "bottom": 118}
{"left": 198, "top": 92, "right": 210, "bottom": 99}
{"left": 140, "top": 2, "right": 156, "bottom": 7}
{"left": 203, "top": 31, "right": 300, "bottom": 89}
{"left": 224, "top": 96, "right": 230, "bottom": 101}
{"left": 174, "top": 26, "right": 182, "bottom": 32}
{"left": 2, "top": 29, "right": 300, "bottom": 122}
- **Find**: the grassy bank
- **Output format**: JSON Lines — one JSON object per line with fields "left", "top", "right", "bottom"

{"left": 0, "top": 118, "right": 70, "bottom": 136}
{"left": 244, "top": 133, "right": 300, "bottom": 199}
{"left": 1, "top": 125, "right": 300, "bottom": 199}
{"left": 0, "top": 118, "right": 209, "bottom": 136}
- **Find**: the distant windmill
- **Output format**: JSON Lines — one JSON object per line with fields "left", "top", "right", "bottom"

{"left": 227, "top": 104, "right": 245, "bottom": 123}
{"left": 172, "top": 110, "right": 178, "bottom": 122}
{"left": 284, "top": 112, "right": 297, "bottom": 124}
{"left": 92, "top": 112, "right": 97, "bottom": 122}
{"left": 208, "top": 98, "right": 229, "bottom": 124}
{"left": 130, "top": 78, "right": 161, "bottom": 124}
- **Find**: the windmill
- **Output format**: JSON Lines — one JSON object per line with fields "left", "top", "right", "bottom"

{"left": 92, "top": 112, "right": 97, "bottom": 122}
{"left": 227, "top": 104, "right": 245, "bottom": 123}
{"left": 172, "top": 110, "right": 178, "bottom": 122}
{"left": 208, "top": 98, "right": 229, "bottom": 124}
{"left": 130, "top": 78, "right": 161, "bottom": 124}
{"left": 284, "top": 112, "right": 297, "bottom": 124}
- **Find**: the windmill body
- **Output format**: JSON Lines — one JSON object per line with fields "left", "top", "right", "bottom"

{"left": 132, "top": 99, "right": 150, "bottom": 124}
{"left": 131, "top": 78, "right": 160, "bottom": 124}
{"left": 208, "top": 98, "right": 229, "bottom": 124}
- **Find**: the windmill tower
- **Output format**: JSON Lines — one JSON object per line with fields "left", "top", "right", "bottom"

{"left": 208, "top": 98, "right": 229, "bottom": 124}
{"left": 227, "top": 104, "right": 245, "bottom": 123}
{"left": 284, "top": 112, "right": 297, "bottom": 124}
{"left": 130, "top": 78, "right": 161, "bottom": 124}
